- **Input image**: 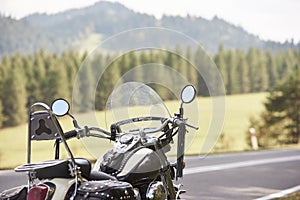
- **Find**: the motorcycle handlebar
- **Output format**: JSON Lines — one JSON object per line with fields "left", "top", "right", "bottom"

{"left": 142, "top": 119, "right": 171, "bottom": 134}
{"left": 63, "top": 126, "right": 113, "bottom": 140}
{"left": 64, "top": 129, "right": 78, "bottom": 139}
{"left": 62, "top": 118, "right": 198, "bottom": 140}
{"left": 142, "top": 118, "right": 198, "bottom": 134}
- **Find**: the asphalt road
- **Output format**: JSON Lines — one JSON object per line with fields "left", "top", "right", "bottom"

{"left": 1, "top": 149, "right": 300, "bottom": 199}
{"left": 180, "top": 149, "right": 300, "bottom": 199}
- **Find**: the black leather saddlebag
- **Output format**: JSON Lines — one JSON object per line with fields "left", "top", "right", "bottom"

{"left": 75, "top": 180, "right": 135, "bottom": 200}
{"left": 0, "top": 186, "right": 27, "bottom": 200}
{"left": 100, "top": 149, "right": 125, "bottom": 174}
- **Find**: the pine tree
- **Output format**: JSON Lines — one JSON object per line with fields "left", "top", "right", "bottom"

{"left": 174, "top": 45, "right": 188, "bottom": 79}
{"left": 214, "top": 45, "right": 227, "bottom": 94}
{"left": 246, "top": 48, "right": 258, "bottom": 93}
{"left": 255, "top": 50, "right": 269, "bottom": 91}
{"left": 22, "top": 55, "right": 34, "bottom": 107}
{"left": 236, "top": 50, "right": 250, "bottom": 93}
{"left": 0, "top": 55, "right": 10, "bottom": 127}
{"left": 0, "top": 61, "right": 5, "bottom": 127}
{"left": 93, "top": 53, "right": 107, "bottom": 110}
{"left": 62, "top": 50, "right": 81, "bottom": 101}
{"left": 225, "top": 50, "right": 239, "bottom": 94}
{"left": 266, "top": 51, "right": 278, "bottom": 89}
{"left": 2, "top": 55, "right": 27, "bottom": 126}
{"left": 119, "top": 53, "right": 130, "bottom": 74}
{"left": 140, "top": 51, "right": 150, "bottom": 64}
{"left": 42, "top": 56, "right": 69, "bottom": 104}
{"left": 73, "top": 59, "right": 94, "bottom": 113}
{"left": 165, "top": 50, "right": 176, "bottom": 69}
{"left": 0, "top": 100, "right": 3, "bottom": 127}
{"left": 128, "top": 52, "right": 142, "bottom": 82}
{"left": 26, "top": 51, "right": 46, "bottom": 106}
{"left": 97, "top": 56, "right": 121, "bottom": 110}
{"left": 185, "top": 46, "right": 197, "bottom": 87}
{"left": 276, "top": 50, "right": 289, "bottom": 81}
{"left": 249, "top": 70, "right": 300, "bottom": 146}
{"left": 194, "top": 46, "right": 209, "bottom": 96}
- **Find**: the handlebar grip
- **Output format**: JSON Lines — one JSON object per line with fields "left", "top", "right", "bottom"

{"left": 64, "top": 130, "right": 77, "bottom": 139}
{"left": 174, "top": 119, "right": 183, "bottom": 126}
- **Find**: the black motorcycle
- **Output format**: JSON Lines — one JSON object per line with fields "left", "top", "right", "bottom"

{"left": 0, "top": 83, "right": 197, "bottom": 200}
{"left": 65, "top": 83, "right": 198, "bottom": 199}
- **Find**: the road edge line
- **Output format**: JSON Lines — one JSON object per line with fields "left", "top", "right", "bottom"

{"left": 254, "top": 185, "right": 300, "bottom": 200}
{"left": 184, "top": 155, "right": 300, "bottom": 175}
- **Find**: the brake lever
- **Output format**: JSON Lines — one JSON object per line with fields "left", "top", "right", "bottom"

{"left": 173, "top": 118, "right": 199, "bottom": 130}
{"left": 185, "top": 123, "right": 199, "bottom": 130}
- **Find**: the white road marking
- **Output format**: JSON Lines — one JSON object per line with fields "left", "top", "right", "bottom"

{"left": 184, "top": 155, "right": 300, "bottom": 175}
{"left": 185, "top": 149, "right": 299, "bottom": 160}
{"left": 254, "top": 185, "right": 300, "bottom": 200}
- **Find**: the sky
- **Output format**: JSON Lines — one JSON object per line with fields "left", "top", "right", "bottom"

{"left": 1, "top": 0, "right": 300, "bottom": 43}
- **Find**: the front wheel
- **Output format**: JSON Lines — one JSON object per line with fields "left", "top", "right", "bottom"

{"left": 174, "top": 184, "right": 186, "bottom": 200}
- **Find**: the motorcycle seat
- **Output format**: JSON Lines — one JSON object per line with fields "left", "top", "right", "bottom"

{"left": 89, "top": 170, "right": 117, "bottom": 181}
{"left": 15, "top": 158, "right": 116, "bottom": 181}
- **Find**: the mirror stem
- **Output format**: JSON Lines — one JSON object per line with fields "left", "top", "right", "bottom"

{"left": 73, "top": 119, "right": 80, "bottom": 129}
{"left": 179, "top": 103, "right": 184, "bottom": 118}
{"left": 68, "top": 113, "right": 80, "bottom": 129}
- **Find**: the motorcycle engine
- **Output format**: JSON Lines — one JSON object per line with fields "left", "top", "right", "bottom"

{"left": 145, "top": 181, "right": 167, "bottom": 200}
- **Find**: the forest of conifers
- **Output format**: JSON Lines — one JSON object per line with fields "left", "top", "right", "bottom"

{"left": 0, "top": 45, "right": 299, "bottom": 128}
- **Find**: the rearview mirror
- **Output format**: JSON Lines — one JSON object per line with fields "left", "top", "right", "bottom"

{"left": 181, "top": 85, "right": 196, "bottom": 104}
{"left": 51, "top": 99, "right": 70, "bottom": 116}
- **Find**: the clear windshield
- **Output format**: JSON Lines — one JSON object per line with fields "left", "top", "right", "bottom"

{"left": 73, "top": 28, "right": 226, "bottom": 159}
{"left": 105, "top": 82, "right": 171, "bottom": 132}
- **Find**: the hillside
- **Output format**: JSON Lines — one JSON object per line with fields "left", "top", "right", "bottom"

{"left": 0, "top": 16, "right": 61, "bottom": 55}
{"left": 0, "top": 1, "right": 298, "bottom": 56}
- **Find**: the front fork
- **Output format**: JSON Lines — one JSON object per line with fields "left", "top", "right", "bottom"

{"left": 155, "top": 139, "right": 186, "bottom": 200}
{"left": 161, "top": 167, "right": 177, "bottom": 199}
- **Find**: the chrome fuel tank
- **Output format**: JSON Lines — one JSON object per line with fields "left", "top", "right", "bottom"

{"left": 116, "top": 148, "right": 161, "bottom": 185}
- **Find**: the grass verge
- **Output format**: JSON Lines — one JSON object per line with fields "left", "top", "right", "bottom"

{"left": 0, "top": 93, "right": 267, "bottom": 169}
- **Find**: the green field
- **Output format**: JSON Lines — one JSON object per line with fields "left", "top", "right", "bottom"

{"left": 0, "top": 93, "right": 266, "bottom": 169}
